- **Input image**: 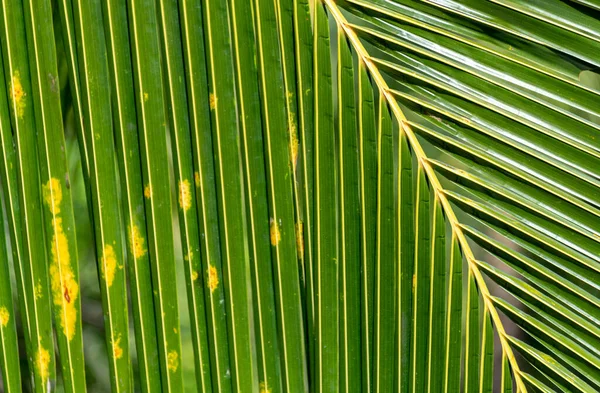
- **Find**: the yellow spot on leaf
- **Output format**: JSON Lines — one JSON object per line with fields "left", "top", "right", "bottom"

{"left": 144, "top": 184, "right": 152, "bottom": 199}
{"left": 42, "top": 178, "right": 63, "bottom": 215}
{"left": 36, "top": 347, "right": 50, "bottom": 384}
{"left": 102, "top": 245, "right": 118, "bottom": 288}
{"left": 412, "top": 274, "right": 416, "bottom": 292}
{"left": 10, "top": 71, "right": 26, "bottom": 118}
{"left": 113, "top": 334, "right": 123, "bottom": 359}
{"left": 289, "top": 112, "right": 298, "bottom": 170}
{"left": 167, "top": 350, "right": 179, "bottom": 372}
{"left": 208, "top": 265, "right": 219, "bottom": 292}
{"left": 270, "top": 218, "right": 281, "bottom": 246}
{"left": 49, "top": 216, "right": 79, "bottom": 341}
{"left": 44, "top": 175, "right": 79, "bottom": 338}
{"left": 178, "top": 179, "right": 192, "bottom": 212}
{"left": 295, "top": 221, "right": 304, "bottom": 259}
{"left": 128, "top": 224, "right": 147, "bottom": 259}
{"left": 192, "top": 270, "right": 199, "bottom": 281}
{"left": 209, "top": 93, "right": 217, "bottom": 110}
{"left": 259, "top": 381, "right": 272, "bottom": 393}
{"left": 194, "top": 171, "right": 200, "bottom": 187}
{"left": 184, "top": 250, "right": 193, "bottom": 262}
{"left": 144, "top": 92, "right": 149, "bottom": 102}
{"left": 34, "top": 283, "right": 43, "bottom": 299}
{"left": 0, "top": 307, "right": 9, "bottom": 327}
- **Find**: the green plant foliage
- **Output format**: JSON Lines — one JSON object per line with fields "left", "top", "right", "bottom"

{"left": 0, "top": 0, "right": 599, "bottom": 392}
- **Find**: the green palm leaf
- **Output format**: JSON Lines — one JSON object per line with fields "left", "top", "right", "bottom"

{"left": 323, "top": 0, "right": 600, "bottom": 391}
{"left": 0, "top": 0, "right": 598, "bottom": 392}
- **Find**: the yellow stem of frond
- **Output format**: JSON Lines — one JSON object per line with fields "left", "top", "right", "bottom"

{"left": 322, "top": 1, "right": 526, "bottom": 391}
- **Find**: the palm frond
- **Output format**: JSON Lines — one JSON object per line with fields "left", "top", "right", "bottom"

{"left": 0, "top": 0, "right": 598, "bottom": 392}
{"left": 324, "top": 0, "right": 600, "bottom": 391}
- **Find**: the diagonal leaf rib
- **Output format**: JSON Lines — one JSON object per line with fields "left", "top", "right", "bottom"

{"left": 322, "top": 1, "right": 527, "bottom": 391}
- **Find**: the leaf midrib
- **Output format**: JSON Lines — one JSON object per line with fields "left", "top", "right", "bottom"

{"left": 323, "top": 1, "right": 527, "bottom": 391}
